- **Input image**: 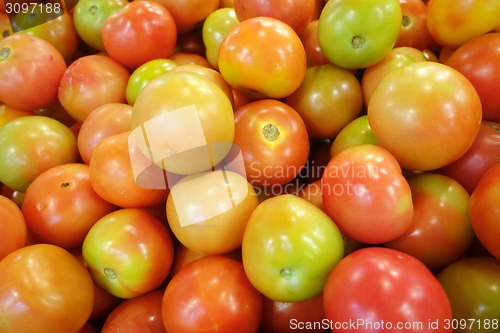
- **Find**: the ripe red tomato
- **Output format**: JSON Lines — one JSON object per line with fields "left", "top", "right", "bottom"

{"left": 21, "top": 163, "right": 117, "bottom": 249}
{"left": 395, "top": 0, "right": 432, "bottom": 50}
{"left": 162, "top": 255, "right": 263, "bottom": 333}
{"left": 0, "top": 244, "right": 95, "bottom": 333}
{"left": 367, "top": 61, "right": 482, "bottom": 171}
{"left": 0, "top": 195, "right": 27, "bottom": 260}
{"left": 321, "top": 144, "right": 413, "bottom": 244}
{"left": 324, "top": 247, "right": 452, "bottom": 332}
{"left": 234, "top": 99, "right": 310, "bottom": 188}
{"left": 82, "top": 208, "right": 174, "bottom": 299}
{"left": 101, "top": 1, "right": 177, "bottom": 69}
{"left": 0, "top": 34, "right": 67, "bottom": 111}
{"left": 218, "top": 16, "right": 307, "bottom": 99}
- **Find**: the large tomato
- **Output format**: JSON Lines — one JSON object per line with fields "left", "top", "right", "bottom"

{"left": 323, "top": 247, "right": 452, "bottom": 332}
{"left": 241, "top": 194, "right": 344, "bottom": 302}
{"left": 367, "top": 61, "right": 482, "bottom": 171}
{"left": 0, "top": 195, "right": 27, "bottom": 260}
{"left": 0, "top": 34, "right": 66, "bottom": 110}
{"left": 317, "top": 0, "right": 402, "bottom": 69}
{"left": 0, "top": 244, "right": 95, "bottom": 333}
{"left": 162, "top": 255, "right": 263, "bottom": 333}
{"left": 218, "top": 16, "right": 307, "bottom": 99}
{"left": 321, "top": 144, "right": 413, "bottom": 244}
{"left": 82, "top": 208, "right": 174, "bottom": 299}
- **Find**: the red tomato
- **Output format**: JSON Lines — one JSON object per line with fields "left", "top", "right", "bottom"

{"left": 77, "top": 102, "right": 133, "bottom": 165}
{"left": 299, "top": 20, "right": 331, "bottom": 67}
{"left": 321, "top": 144, "right": 413, "bottom": 244}
{"left": 82, "top": 208, "right": 174, "bottom": 299}
{"left": 21, "top": 163, "right": 117, "bottom": 249}
{"left": 58, "top": 54, "right": 130, "bottom": 123}
{"left": 0, "top": 195, "right": 27, "bottom": 260}
{"left": 101, "top": 288, "right": 166, "bottom": 333}
{"left": 162, "top": 255, "right": 263, "bottom": 333}
{"left": 469, "top": 163, "right": 500, "bottom": 260}
{"left": 367, "top": 61, "right": 482, "bottom": 171}
{"left": 324, "top": 247, "right": 452, "bottom": 332}
{"left": 0, "top": 34, "right": 67, "bottom": 111}
{"left": 0, "top": 244, "right": 95, "bottom": 333}
{"left": 233, "top": 99, "right": 310, "bottom": 188}
{"left": 102, "top": 1, "right": 177, "bottom": 69}
{"left": 445, "top": 32, "right": 500, "bottom": 121}
{"left": 395, "top": 0, "right": 432, "bottom": 50}
{"left": 218, "top": 16, "right": 307, "bottom": 99}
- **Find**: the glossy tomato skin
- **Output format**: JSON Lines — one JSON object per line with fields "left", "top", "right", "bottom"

{"left": 234, "top": 99, "right": 310, "bottom": 187}
{"left": 469, "top": 163, "right": 500, "bottom": 260}
{"left": 0, "top": 34, "right": 67, "bottom": 111}
{"left": 21, "top": 163, "right": 117, "bottom": 249}
{"left": 299, "top": 20, "right": 331, "bottom": 67}
{"left": 101, "top": 1, "right": 177, "bottom": 69}
{"left": 385, "top": 173, "right": 474, "bottom": 268}
{"left": 368, "top": 61, "right": 482, "bottom": 171}
{"left": 0, "top": 244, "right": 95, "bottom": 333}
{"left": 445, "top": 32, "right": 500, "bottom": 121}
{"left": 330, "top": 115, "right": 377, "bottom": 157}
{"left": 395, "top": 0, "right": 432, "bottom": 50}
{"left": 324, "top": 247, "right": 452, "bottom": 333}
{"left": 162, "top": 255, "right": 263, "bottom": 333}
{"left": 218, "top": 16, "right": 307, "bottom": 99}
{"left": 82, "top": 208, "right": 174, "bottom": 299}
{"left": 321, "top": 144, "right": 413, "bottom": 244}
{"left": 242, "top": 194, "right": 344, "bottom": 302}
{"left": 0, "top": 195, "right": 27, "bottom": 260}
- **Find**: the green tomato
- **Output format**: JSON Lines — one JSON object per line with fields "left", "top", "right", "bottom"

{"left": 330, "top": 115, "right": 377, "bottom": 157}
{"left": 317, "top": 0, "right": 402, "bottom": 69}
{"left": 241, "top": 194, "right": 344, "bottom": 302}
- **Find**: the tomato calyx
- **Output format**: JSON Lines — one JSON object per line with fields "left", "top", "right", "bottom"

{"left": 104, "top": 267, "right": 118, "bottom": 280}
{"left": 351, "top": 36, "right": 365, "bottom": 49}
{"left": 280, "top": 266, "right": 295, "bottom": 280}
{"left": 263, "top": 123, "right": 280, "bottom": 142}
{"left": 0, "top": 47, "right": 10, "bottom": 61}
{"left": 402, "top": 15, "right": 411, "bottom": 28}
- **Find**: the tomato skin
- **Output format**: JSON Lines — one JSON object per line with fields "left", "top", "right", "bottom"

{"left": 469, "top": 163, "right": 500, "bottom": 260}
{"left": 82, "top": 208, "right": 174, "bottom": 299}
{"left": 299, "top": 20, "right": 331, "bottom": 67}
{"left": 0, "top": 195, "right": 27, "bottom": 260}
{"left": 321, "top": 144, "right": 413, "bottom": 244}
{"left": 0, "top": 244, "right": 95, "bottom": 333}
{"left": 0, "top": 34, "right": 67, "bottom": 111}
{"left": 367, "top": 61, "right": 482, "bottom": 171}
{"left": 330, "top": 115, "right": 377, "bottom": 157}
{"left": 0, "top": 103, "right": 34, "bottom": 129}
{"left": 102, "top": 1, "right": 177, "bottom": 69}
{"left": 395, "top": 0, "right": 432, "bottom": 50}
{"left": 324, "top": 247, "right": 452, "bottom": 333}
{"left": 162, "top": 255, "right": 263, "bottom": 333}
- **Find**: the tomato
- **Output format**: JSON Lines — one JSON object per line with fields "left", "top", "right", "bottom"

{"left": 321, "top": 144, "right": 413, "bottom": 244}
{"left": 58, "top": 54, "right": 130, "bottom": 123}
{"left": 202, "top": 7, "right": 239, "bottom": 70}
{"left": 299, "top": 20, "right": 331, "bottom": 67}
{"left": 0, "top": 115, "right": 79, "bottom": 192}
{"left": 286, "top": 64, "right": 363, "bottom": 140}
{"left": 395, "top": 0, "right": 432, "bottom": 50}
{"left": 323, "top": 247, "right": 452, "bottom": 332}
{"left": 102, "top": 1, "right": 177, "bottom": 69}
{"left": 131, "top": 71, "right": 234, "bottom": 175}
{"left": 233, "top": 99, "right": 310, "bottom": 188}
{"left": 445, "top": 32, "right": 500, "bottom": 121}
{"left": 297, "top": 179, "right": 324, "bottom": 211}
{"left": 0, "top": 103, "right": 34, "bottom": 128}
{"left": 0, "top": 34, "right": 66, "bottom": 111}
{"left": 0, "top": 195, "right": 27, "bottom": 260}
{"left": 167, "top": 170, "right": 258, "bottom": 255}
{"left": 77, "top": 102, "right": 133, "bottom": 165}
{"left": 73, "top": 0, "right": 129, "bottom": 51}
{"left": 169, "top": 51, "right": 212, "bottom": 67}
{"left": 438, "top": 121, "right": 500, "bottom": 194}
{"left": 317, "top": 0, "right": 402, "bottom": 69}
{"left": 330, "top": 115, "right": 377, "bottom": 157}
{"left": 126, "top": 58, "right": 178, "bottom": 105}
{"left": 162, "top": 255, "right": 263, "bottom": 333}
{"left": 218, "top": 16, "right": 307, "bottom": 99}
{"left": 385, "top": 173, "right": 474, "bottom": 268}
{"left": 469, "top": 163, "right": 500, "bottom": 260}
{"left": 367, "top": 61, "right": 482, "bottom": 171}
{"left": 242, "top": 194, "right": 344, "bottom": 302}
{"left": 21, "top": 163, "right": 117, "bottom": 249}
{"left": 82, "top": 208, "right": 174, "bottom": 299}
{"left": 89, "top": 131, "right": 169, "bottom": 208}
{"left": 101, "top": 288, "right": 166, "bottom": 333}
{"left": 0, "top": 244, "right": 95, "bottom": 333}
{"left": 233, "top": 0, "right": 315, "bottom": 35}
{"left": 437, "top": 256, "right": 500, "bottom": 333}
{"left": 426, "top": 0, "right": 500, "bottom": 49}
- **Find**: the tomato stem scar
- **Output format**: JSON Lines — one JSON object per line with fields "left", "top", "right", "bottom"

{"left": 351, "top": 36, "right": 365, "bottom": 49}
{"left": 0, "top": 47, "right": 10, "bottom": 61}
{"left": 263, "top": 123, "right": 280, "bottom": 142}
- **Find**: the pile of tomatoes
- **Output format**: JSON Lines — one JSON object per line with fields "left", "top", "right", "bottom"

{"left": 0, "top": 0, "right": 500, "bottom": 332}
